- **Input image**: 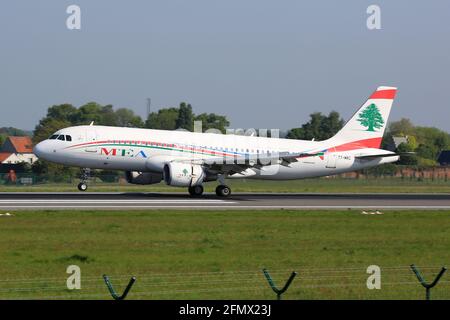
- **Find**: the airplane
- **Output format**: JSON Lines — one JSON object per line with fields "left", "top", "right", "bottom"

{"left": 34, "top": 86, "right": 399, "bottom": 197}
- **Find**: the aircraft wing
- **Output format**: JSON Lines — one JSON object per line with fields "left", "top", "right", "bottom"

{"left": 185, "top": 151, "right": 321, "bottom": 175}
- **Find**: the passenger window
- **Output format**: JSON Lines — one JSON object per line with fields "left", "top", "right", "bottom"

{"left": 66, "top": 135, "right": 72, "bottom": 142}
{"left": 58, "top": 135, "right": 65, "bottom": 141}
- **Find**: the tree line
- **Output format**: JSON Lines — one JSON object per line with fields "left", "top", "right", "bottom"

{"left": 382, "top": 118, "right": 450, "bottom": 165}
{"left": 32, "top": 102, "right": 230, "bottom": 145}
{"left": 1, "top": 102, "right": 450, "bottom": 181}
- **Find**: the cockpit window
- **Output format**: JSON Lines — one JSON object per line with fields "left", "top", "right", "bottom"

{"left": 48, "top": 134, "right": 72, "bottom": 141}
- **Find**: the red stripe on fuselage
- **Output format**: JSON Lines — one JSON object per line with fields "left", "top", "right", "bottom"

{"left": 333, "top": 137, "right": 382, "bottom": 152}
{"left": 369, "top": 89, "right": 397, "bottom": 100}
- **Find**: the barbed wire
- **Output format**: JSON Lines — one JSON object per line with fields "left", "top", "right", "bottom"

{"left": 1, "top": 276, "right": 449, "bottom": 295}
{"left": 0, "top": 265, "right": 447, "bottom": 299}
{"left": 5, "top": 280, "right": 450, "bottom": 300}
{"left": 0, "top": 265, "right": 445, "bottom": 283}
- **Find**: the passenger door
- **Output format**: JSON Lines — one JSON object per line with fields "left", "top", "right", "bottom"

{"left": 326, "top": 148, "right": 337, "bottom": 169}
{"left": 85, "top": 129, "right": 98, "bottom": 153}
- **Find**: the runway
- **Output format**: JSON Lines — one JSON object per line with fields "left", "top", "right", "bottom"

{"left": 0, "top": 192, "right": 450, "bottom": 210}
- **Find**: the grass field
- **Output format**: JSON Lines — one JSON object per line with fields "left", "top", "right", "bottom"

{"left": 1, "top": 209, "right": 450, "bottom": 300}
{"left": 1, "top": 177, "right": 450, "bottom": 193}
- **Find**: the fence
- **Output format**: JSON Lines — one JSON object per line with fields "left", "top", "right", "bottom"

{"left": 0, "top": 173, "right": 122, "bottom": 186}
{"left": 340, "top": 166, "right": 450, "bottom": 181}
{"left": 0, "top": 265, "right": 448, "bottom": 300}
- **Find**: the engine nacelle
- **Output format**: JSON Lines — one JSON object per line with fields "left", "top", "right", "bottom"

{"left": 125, "top": 171, "right": 163, "bottom": 185}
{"left": 163, "top": 162, "right": 206, "bottom": 187}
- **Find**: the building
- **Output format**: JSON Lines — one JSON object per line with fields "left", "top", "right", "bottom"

{"left": 0, "top": 136, "right": 37, "bottom": 171}
{"left": 438, "top": 150, "right": 450, "bottom": 166}
{"left": 384, "top": 136, "right": 409, "bottom": 151}
{"left": 392, "top": 136, "right": 408, "bottom": 148}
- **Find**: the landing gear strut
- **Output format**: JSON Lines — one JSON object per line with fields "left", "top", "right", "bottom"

{"left": 188, "top": 185, "right": 204, "bottom": 196}
{"left": 78, "top": 168, "right": 90, "bottom": 192}
{"left": 215, "top": 185, "right": 231, "bottom": 197}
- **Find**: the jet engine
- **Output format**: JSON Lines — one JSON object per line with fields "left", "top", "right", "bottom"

{"left": 125, "top": 171, "right": 163, "bottom": 185}
{"left": 163, "top": 162, "right": 206, "bottom": 187}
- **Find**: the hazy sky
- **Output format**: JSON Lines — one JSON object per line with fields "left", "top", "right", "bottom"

{"left": 1, "top": 1, "right": 449, "bottom": 131}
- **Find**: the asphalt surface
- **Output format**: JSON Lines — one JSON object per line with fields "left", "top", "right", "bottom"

{"left": 0, "top": 192, "right": 450, "bottom": 210}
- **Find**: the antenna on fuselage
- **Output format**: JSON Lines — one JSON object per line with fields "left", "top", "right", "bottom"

{"left": 89, "top": 121, "right": 94, "bottom": 126}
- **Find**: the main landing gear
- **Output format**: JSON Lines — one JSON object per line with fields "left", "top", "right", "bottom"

{"left": 187, "top": 184, "right": 232, "bottom": 197}
{"left": 77, "top": 168, "right": 90, "bottom": 192}
{"left": 188, "top": 185, "right": 204, "bottom": 196}
{"left": 215, "top": 185, "right": 231, "bottom": 197}
{"left": 214, "top": 174, "right": 231, "bottom": 197}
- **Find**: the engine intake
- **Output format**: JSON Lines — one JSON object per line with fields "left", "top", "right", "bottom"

{"left": 163, "top": 162, "right": 206, "bottom": 187}
{"left": 125, "top": 171, "right": 163, "bottom": 185}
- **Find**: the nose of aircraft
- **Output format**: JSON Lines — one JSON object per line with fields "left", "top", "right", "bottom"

{"left": 33, "top": 141, "right": 51, "bottom": 160}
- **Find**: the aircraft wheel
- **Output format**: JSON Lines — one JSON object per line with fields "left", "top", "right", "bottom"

{"left": 78, "top": 182, "right": 88, "bottom": 192}
{"left": 188, "top": 185, "right": 204, "bottom": 196}
{"left": 215, "top": 185, "right": 231, "bottom": 197}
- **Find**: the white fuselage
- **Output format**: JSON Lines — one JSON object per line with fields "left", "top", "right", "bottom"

{"left": 34, "top": 125, "right": 398, "bottom": 181}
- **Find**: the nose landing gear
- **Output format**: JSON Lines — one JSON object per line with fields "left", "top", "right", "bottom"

{"left": 78, "top": 182, "right": 88, "bottom": 192}
{"left": 78, "top": 168, "right": 90, "bottom": 192}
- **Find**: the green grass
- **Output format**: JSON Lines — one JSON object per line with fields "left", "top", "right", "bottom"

{"left": 2, "top": 177, "right": 450, "bottom": 193}
{"left": 1, "top": 209, "right": 450, "bottom": 299}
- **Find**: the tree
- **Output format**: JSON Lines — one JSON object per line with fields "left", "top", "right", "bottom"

{"left": 322, "top": 111, "right": 344, "bottom": 137}
{"left": 145, "top": 108, "right": 180, "bottom": 130}
{"left": 74, "top": 102, "right": 104, "bottom": 124}
{"left": 146, "top": 105, "right": 230, "bottom": 133}
{"left": 46, "top": 104, "right": 78, "bottom": 122}
{"left": 0, "top": 127, "right": 29, "bottom": 136}
{"left": 435, "top": 135, "right": 448, "bottom": 151}
{"left": 389, "top": 118, "right": 415, "bottom": 136}
{"left": 176, "top": 102, "right": 194, "bottom": 131}
{"left": 33, "top": 118, "right": 72, "bottom": 144}
{"left": 416, "top": 143, "right": 437, "bottom": 160}
{"left": 0, "top": 134, "right": 6, "bottom": 147}
{"left": 396, "top": 142, "right": 418, "bottom": 165}
{"left": 33, "top": 103, "right": 146, "bottom": 143}
{"left": 31, "top": 159, "right": 77, "bottom": 183}
{"left": 115, "top": 108, "right": 144, "bottom": 127}
{"left": 286, "top": 111, "right": 344, "bottom": 141}
{"left": 194, "top": 113, "right": 230, "bottom": 133}
{"left": 357, "top": 103, "right": 384, "bottom": 132}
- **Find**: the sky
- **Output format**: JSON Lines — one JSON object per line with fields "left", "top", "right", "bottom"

{"left": 1, "top": 1, "right": 449, "bottom": 132}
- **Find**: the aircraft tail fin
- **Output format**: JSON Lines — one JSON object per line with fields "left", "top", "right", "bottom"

{"left": 326, "top": 86, "right": 397, "bottom": 149}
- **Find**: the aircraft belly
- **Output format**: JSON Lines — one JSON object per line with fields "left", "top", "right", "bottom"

{"left": 250, "top": 161, "right": 327, "bottom": 180}
{"left": 248, "top": 154, "right": 360, "bottom": 180}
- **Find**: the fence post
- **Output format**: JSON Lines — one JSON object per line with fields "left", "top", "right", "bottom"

{"left": 103, "top": 274, "right": 136, "bottom": 300}
{"left": 262, "top": 268, "right": 297, "bottom": 300}
{"left": 410, "top": 265, "right": 447, "bottom": 300}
